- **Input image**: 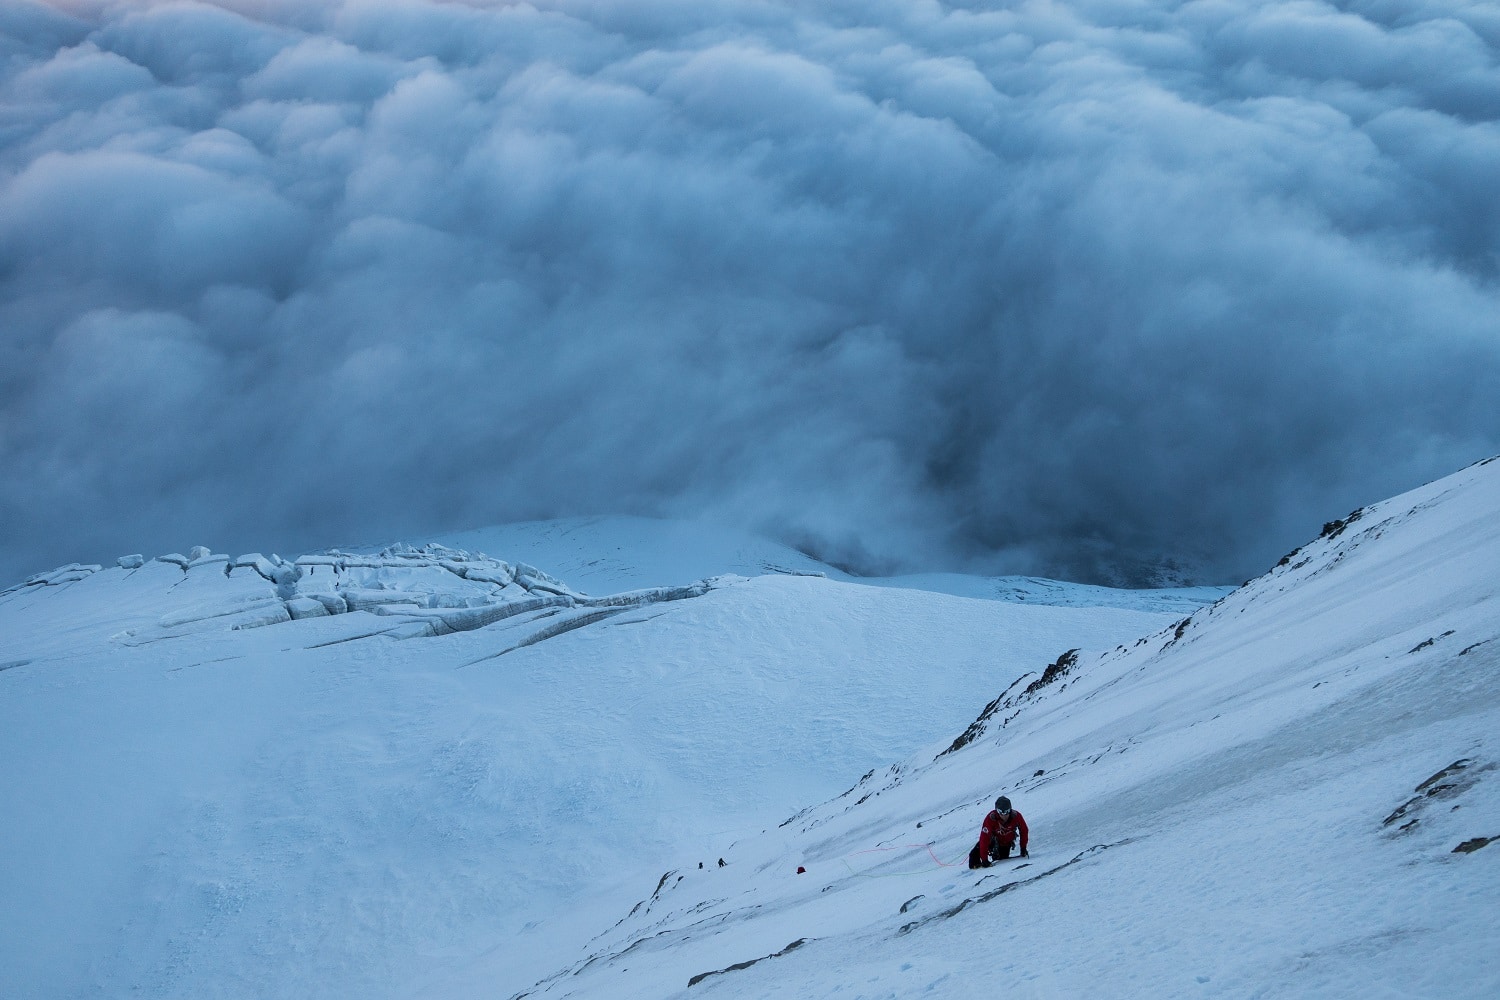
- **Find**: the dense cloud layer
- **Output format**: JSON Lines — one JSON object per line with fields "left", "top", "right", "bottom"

{"left": 2, "top": 0, "right": 1498, "bottom": 586}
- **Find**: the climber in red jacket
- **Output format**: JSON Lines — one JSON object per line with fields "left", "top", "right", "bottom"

{"left": 968, "top": 796, "right": 1029, "bottom": 868}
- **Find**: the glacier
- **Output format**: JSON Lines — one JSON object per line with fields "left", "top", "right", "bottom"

{"left": 1, "top": 460, "right": 1496, "bottom": 998}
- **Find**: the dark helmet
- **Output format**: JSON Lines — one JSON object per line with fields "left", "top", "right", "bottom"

{"left": 995, "top": 796, "right": 1011, "bottom": 812}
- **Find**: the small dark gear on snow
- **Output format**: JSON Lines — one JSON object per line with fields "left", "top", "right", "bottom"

{"left": 698, "top": 862, "right": 703, "bottom": 869}
{"left": 718, "top": 858, "right": 726, "bottom": 867}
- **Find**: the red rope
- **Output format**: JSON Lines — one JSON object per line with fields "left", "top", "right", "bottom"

{"left": 849, "top": 843, "right": 960, "bottom": 868}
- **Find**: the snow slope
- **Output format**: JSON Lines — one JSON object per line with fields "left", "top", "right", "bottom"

{"left": 5, "top": 453, "right": 1494, "bottom": 1000}
{"left": 496, "top": 457, "right": 1500, "bottom": 999}
{"left": 423, "top": 516, "right": 837, "bottom": 592}
{"left": 0, "top": 526, "right": 1202, "bottom": 998}
{"left": 422, "top": 515, "right": 1228, "bottom": 613}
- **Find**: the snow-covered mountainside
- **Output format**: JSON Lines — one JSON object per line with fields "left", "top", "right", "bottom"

{"left": 3, "top": 456, "right": 1494, "bottom": 999}
{"left": 428, "top": 515, "right": 1228, "bottom": 613}
{"left": 0, "top": 521, "right": 1207, "bottom": 999}
{"left": 500, "top": 457, "right": 1500, "bottom": 1000}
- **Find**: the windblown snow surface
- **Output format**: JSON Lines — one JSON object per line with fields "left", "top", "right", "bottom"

{"left": 2, "top": 458, "right": 1497, "bottom": 998}
{"left": 0, "top": 516, "right": 1204, "bottom": 998}
{"left": 494, "top": 457, "right": 1500, "bottom": 1000}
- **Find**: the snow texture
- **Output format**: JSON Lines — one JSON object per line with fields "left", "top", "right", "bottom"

{"left": 496, "top": 457, "right": 1500, "bottom": 1000}
{"left": 2, "top": 459, "right": 1497, "bottom": 999}
{"left": 0, "top": 521, "right": 1198, "bottom": 998}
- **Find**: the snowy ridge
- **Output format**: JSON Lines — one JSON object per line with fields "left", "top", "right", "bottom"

{"left": 1, "top": 540, "right": 726, "bottom": 654}
{"left": 427, "top": 516, "right": 1232, "bottom": 612}
{"left": 858, "top": 573, "right": 1230, "bottom": 613}
{"left": 0, "top": 516, "right": 1196, "bottom": 999}
{"left": 506, "top": 457, "right": 1500, "bottom": 999}
{"left": 1, "top": 463, "right": 1493, "bottom": 998}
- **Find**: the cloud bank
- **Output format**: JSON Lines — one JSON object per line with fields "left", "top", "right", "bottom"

{"left": 2, "top": 0, "right": 1498, "bottom": 585}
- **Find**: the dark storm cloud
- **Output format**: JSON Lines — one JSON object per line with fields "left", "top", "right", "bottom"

{"left": 2, "top": 0, "right": 1498, "bottom": 586}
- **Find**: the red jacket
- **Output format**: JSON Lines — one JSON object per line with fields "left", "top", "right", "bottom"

{"left": 978, "top": 808, "right": 1028, "bottom": 857}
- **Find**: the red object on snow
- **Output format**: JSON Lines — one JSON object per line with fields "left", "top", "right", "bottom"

{"left": 977, "top": 807, "right": 1029, "bottom": 858}
{"left": 796, "top": 866, "right": 806, "bottom": 874}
